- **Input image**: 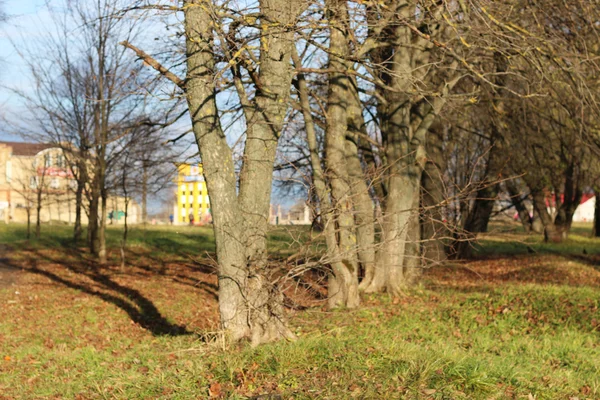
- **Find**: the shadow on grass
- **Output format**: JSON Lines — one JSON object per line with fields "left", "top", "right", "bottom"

{"left": 426, "top": 253, "right": 600, "bottom": 295}
{"left": 6, "top": 246, "right": 196, "bottom": 336}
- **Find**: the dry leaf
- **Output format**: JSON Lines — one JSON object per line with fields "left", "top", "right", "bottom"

{"left": 209, "top": 382, "right": 222, "bottom": 398}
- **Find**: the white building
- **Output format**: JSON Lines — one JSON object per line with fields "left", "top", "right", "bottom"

{"left": 573, "top": 195, "right": 596, "bottom": 223}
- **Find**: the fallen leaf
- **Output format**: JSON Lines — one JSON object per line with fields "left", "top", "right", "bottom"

{"left": 209, "top": 382, "right": 222, "bottom": 398}
{"left": 4, "top": 355, "right": 11, "bottom": 361}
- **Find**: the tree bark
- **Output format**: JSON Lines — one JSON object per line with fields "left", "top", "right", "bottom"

{"left": 74, "top": 175, "right": 83, "bottom": 242}
{"left": 593, "top": 190, "right": 600, "bottom": 237}
{"left": 184, "top": 0, "right": 298, "bottom": 344}
{"left": 322, "top": 0, "right": 360, "bottom": 308}
{"left": 292, "top": 49, "right": 358, "bottom": 309}
{"left": 98, "top": 188, "right": 107, "bottom": 264}
{"left": 531, "top": 191, "right": 563, "bottom": 242}
{"left": 420, "top": 123, "right": 447, "bottom": 265}
{"left": 345, "top": 78, "right": 376, "bottom": 293}
{"left": 36, "top": 186, "right": 42, "bottom": 239}
{"left": 26, "top": 208, "right": 31, "bottom": 240}
{"left": 142, "top": 161, "right": 148, "bottom": 226}
{"left": 506, "top": 181, "right": 532, "bottom": 233}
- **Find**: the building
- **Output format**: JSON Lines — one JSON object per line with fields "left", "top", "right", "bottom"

{"left": 573, "top": 195, "right": 596, "bottom": 222}
{"left": 269, "top": 201, "right": 312, "bottom": 225}
{"left": 0, "top": 141, "right": 140, "bottom": 225}
{"left": 173, "top": 163, "right": 211, "bottom": 225}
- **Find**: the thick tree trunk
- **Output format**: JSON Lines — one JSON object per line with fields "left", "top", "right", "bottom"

{"left": 88, "top": 176, "right": 100, "bottom": 255}
{"left": 553, "top": 168, "right": 582, "bottom": 241}
{"left": 345, "top": 78, "right": 376, "bottom": 292}
{"left": 532, "top": 207, "right": 544, "bottom": 234}
{"left": 420, "top": 124, "right": 447, "bottom": 265}
{"left": 404, "top": 189, "right": 422, "bottom": 284}
{"left": 322, "top": 0, "right": 360, "bottom": 308}
{"left": 377, "top": 172, "right": 419, "bottom": 295}
{"left": 292, "top": 49, "right": 358, "bottom": 309}
{"left": 184, "top": 0, "right": 297, "bottom": 344}
{"left": 531, "top": 191, "right": 563, "bottom": 242}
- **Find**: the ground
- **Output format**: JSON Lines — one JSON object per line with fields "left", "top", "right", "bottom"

{"left": 0, "top": 223, "right": 599, "bottom": 399}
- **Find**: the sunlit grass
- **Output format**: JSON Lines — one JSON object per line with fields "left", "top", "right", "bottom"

{"left": 0, "top": 223, "right": 599, "bottom": 398}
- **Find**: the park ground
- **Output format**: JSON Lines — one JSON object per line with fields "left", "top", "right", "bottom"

{"left": 0, "top": 223, "right": 599, "bottom": 399}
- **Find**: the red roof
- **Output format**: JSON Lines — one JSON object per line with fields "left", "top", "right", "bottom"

{"left": 0, "top": 141, "right": 53, "bottom": 156}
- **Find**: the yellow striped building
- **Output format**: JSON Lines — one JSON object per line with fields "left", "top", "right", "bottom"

{"left": 173, "top": 163, "right": 211, "bottom": 225}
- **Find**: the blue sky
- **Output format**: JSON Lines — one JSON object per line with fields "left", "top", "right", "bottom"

{"left": 0, "top": 0, "right": 49, "bottom": 140}
{"left": 0, "top": 1, "right": 302, "bottom": 211}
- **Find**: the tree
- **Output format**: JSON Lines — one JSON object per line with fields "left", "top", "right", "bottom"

{"left": 124, "top": 0, "right": 303, "bottom": 344}
{"left": 9, "top": 0, "right": 176, "bottom": 259}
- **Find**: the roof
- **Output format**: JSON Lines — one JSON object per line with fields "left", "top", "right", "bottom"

{"left": 0, "top": 141, "right": 54, "bottom": 156}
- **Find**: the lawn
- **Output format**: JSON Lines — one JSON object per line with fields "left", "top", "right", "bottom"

{"left": 0, "top": 222, "right": 599, "bottom": 399}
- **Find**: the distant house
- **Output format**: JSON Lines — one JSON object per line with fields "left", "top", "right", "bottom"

{"left": 0, "top": 141, "right": 140, "bottom": 225}
{"left": 573, "top": 195, "right": 596, "bottom": 222}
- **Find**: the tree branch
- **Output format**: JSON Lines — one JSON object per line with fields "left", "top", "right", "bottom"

{"left": 119, "top": 41, "right": 185, "bottom": 90}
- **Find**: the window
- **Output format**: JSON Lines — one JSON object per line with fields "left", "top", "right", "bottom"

{"left": 180, "top": 195, "right": 186, "bottom": 204}
{"left": 57, "top": 154, "right": 65, "bottom": 168}
{"left": 181, "top": 208, "right": 186, "bottom": 217}
{"left": 29, "top": 176, "right": 38, "bottom": 189}
{"left": 188, "top": 183, "right": 193, "bottom": 191}
{"left": 69, "top": 179, "right": 77, "bottom": 190}
{"left": 44, "top": 154, "right": 51, "bottom": 168}
{"left": 50, "top": 178, "right": 59, "bottom": 189}
{"left": 188, "top": 195, "right": 193, "bottom": 204}
{"left": 205, "top": 195, "right": 210, "bottom": 204}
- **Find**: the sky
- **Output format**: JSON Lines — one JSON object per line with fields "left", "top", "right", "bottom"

{"left": 0, "top": 0, "right": 49, "bottom": 141}
{"left": 0, "top": 0, "right": 302, "bottom": 212}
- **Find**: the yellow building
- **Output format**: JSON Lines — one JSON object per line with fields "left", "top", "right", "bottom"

{"left": 173, "top": 163, "right": 211, "bottom": 225}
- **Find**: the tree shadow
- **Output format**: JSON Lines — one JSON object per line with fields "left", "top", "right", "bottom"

{"left": 13, "top": 249, "right": 193, "bottom": 336}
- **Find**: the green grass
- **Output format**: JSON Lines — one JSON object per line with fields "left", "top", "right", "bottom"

{"left": 0, "top": 222, "right": 310, "bottom": 259}
{"left": 1, "top": 223, "right": 599, "bottom": 399}
{"left": 474, "top": 222, "right": 600, "bottom": 257}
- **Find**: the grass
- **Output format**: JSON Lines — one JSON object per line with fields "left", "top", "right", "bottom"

{"left": 0, "top": 222, "right": 599, "bottom": 399}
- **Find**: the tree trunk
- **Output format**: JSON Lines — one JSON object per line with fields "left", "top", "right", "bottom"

{"left": 532, "top": 207, "right": 544, "bottom": 233}
{"left": 531, "top": 191, "right": 563, "bottom": 242}
{"left": 36, "top": 188, "right": 42, "bottom": 239}
{"left": 553, "top": 165, "right": 582, "bottom": 241}
{"left": 292, "top": 49, "right": 358, "bottom": 309}
{"left": 321, "top": 0, "right": 360, "bottom": 308}
{"left": 404, "top": 189, "right": 422, "bottom": 284}
{"left": 88, "top": 175, "right": 100, "bottom": 255}
{"left": 345, "top": 77, "right": 376, "bottom": 292}
{"left": 184, "top": 0, "right": 297, "bottom": 344}
{"left": 121, "top": 196, "right": 129, "bottom": 269}
{"left": 420, "top": 123, "right": 447, "bottom": 265}
{"left": 98, "top": 189, "right": 107, "bottom": 264}
{"left": 26, "top": 208, "right": 31, "bottom": 240}
{"left": 505, "top": 181, "right": 532, "bottom": 233}
{"left": 593, "top": 190, "right": 600, "bottom": 237}
{"left": 142, "top": 161, "right": 148, "bottom": 226}
{"left": 74, "top": 174, "right": 83, "bottom": 242}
